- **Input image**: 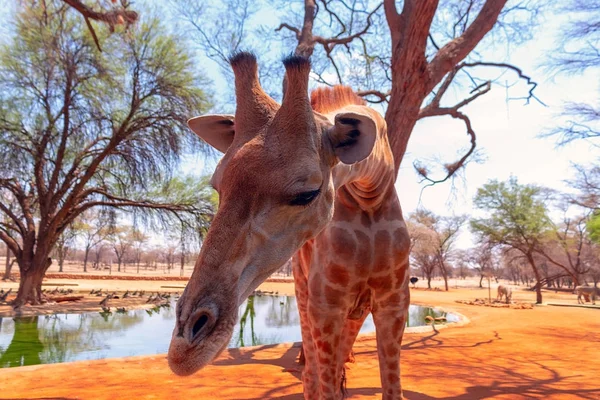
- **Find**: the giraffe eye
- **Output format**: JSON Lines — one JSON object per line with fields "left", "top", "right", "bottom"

{"left": 290, "top": 189, "right": 321, "bottom": 206}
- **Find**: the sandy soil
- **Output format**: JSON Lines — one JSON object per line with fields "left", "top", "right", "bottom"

{"left": 1, "top": 284, "right": 599, "bottom": 399}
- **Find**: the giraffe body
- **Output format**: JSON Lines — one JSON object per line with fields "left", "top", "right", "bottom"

{"left": 167, "top": 53, "right": 410, "bottom": 400}
{"left": 294, "top": 92, "right": 410, "bottom": 399}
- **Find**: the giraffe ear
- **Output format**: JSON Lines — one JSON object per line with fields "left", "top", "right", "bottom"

{"left": 327, "top": 112, "right": 377, "bottom": 164}
{"left": 187, "top": 114, "right": 235, "bottom": 153}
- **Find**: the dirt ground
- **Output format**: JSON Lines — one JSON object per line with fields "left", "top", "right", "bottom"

{"left": 0, "top": 282, "right": 599, "bottom": 399}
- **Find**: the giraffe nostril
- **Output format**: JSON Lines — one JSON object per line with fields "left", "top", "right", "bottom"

{"left": 192, "top": 314, "right": 209, "bottom": 338}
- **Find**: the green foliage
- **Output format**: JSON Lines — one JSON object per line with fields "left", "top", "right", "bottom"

{"left": 471, "top": 177, "right": 552, "bottom": 250}
{"left": 586, "top": 212, "right": 600, "bottom": 244}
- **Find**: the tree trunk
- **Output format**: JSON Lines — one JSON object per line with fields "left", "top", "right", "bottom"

{"left": 13, "top": 256, "right": 52, "bottom": 308}
{"left": 180, "top": 254, "right": 185, "bottom": 277}
{"left": 3, "top": 247, "right": 13, "bottom": 280}
{"left": 526, "top": 253, "right": 543, "bottom": 304}
{"left": 83, "top": 247, "right": 90, "bottom": 273}
{"left": 479, "top": 274, "right": 484, "bottom": 288}
{"left": 427, "top": 276, "right": 431, "bottom": 289}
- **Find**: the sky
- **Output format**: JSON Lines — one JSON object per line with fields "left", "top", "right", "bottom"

{"left": 0, "top": 1, "right": 598, "bottom": 250}
{"left": 181, "top": 3, "right": 599, "bottom": 249}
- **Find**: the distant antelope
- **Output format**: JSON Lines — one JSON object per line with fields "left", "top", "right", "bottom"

{"left": 575, "top": 285, "right": 598, "bottom": 305}
{"left": 497, "top": 285, "right": 512, "bottom": 304}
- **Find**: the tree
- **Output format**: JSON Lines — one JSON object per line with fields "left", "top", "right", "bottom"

{"left": 471, "top": 177, "right": 552, "bottom": 303}
{"left": 131, "top": 228, "right": 148, "bottom": 274}
{"left": 53, "top": 223, "right": 79, "bottom": 273}
{"left": 108, "top": 226, "right": 133, "bottom": 273}
{"left": 78, "top": 210, "right": 110, "bottom": 273}
{"left": 543, "top": 1, "right": 600, "bottom": 146}
{"left": 409, "top": 210, "right": 465, "bottom": 291}
{"left": 463, "top": 242, "right": 497, "bottom": 288}
{"left": 0, "top": 2, "right": 212, "bottom": 306}
{"left": 407, "top": 217, "right": 437, "bottom": 289}
{"left": 183, "top": 0, "right": 541, "bottom": 183}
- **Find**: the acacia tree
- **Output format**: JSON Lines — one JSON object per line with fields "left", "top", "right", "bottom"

{"left": 183, "top": 0, "right": 541, "bottom": 182}
{"left": 54, "top": 223, "right": 79, "bottom": 273}
{"left": 471, "top": 177, "right": 554, "bottom": 303}
{"left": 410, "top": 210, "right": 465, "bottom": 291}
{"left": 109, "top": 226, "right": 134, "bottom": 273}
{"left": 79, "top": 210, "right": 109, "bottom": 273}
{"left": 0, "top": 2, "right": 212, "bottom": 306}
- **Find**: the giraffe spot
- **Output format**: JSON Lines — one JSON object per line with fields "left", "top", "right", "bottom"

{"left": 333, "top": 199, "right": 354, "bottom": 223}
{"left": 322, "top": 372, "right": 332, "bottom": 383}
{"left": 387, "top": 372, "right": 399, "bottom": 383}
{"left": 325, "top": 263, "right": 350, "bottom": 287}
{"left": 310, "top": 277, "right": 322, "bottom": 297}
{"left": 386, "top": 342, "right": 397, "bottom": 357}
{"left": 323, "top": 321, "right": 334, "bottom": 335}
{"left": 318, "top": 355, "right": 329, "bottom": 365}
{"left": 387, "top": 361, "right": 397, "bottom": 371}
{"left": 354, "top": 230, "right": 372, "bottom": 272}
{"left": 394, "top": 267, "right": 407, "bottom": 284}
{"left": 368, "top": 276, "right": 392, "bottom": 291}
{"left": 379, "top": 290, "right": 402, "bottom": 308}
{"left": 312, "top": 327, "right": 322, "bottom": 340}
{"left": 325, "top": 284, "right": 345, "bottom": 306}
{"left": 320, "top": 341, "right": 333, "bottom": 355}
{"left": 329, "top": 227, "right": 356, "bottom": 261}
{"left": 360, "top": 212, "right": 372, "bottom": 227}
{"left": 373, "top": 231, "right": 391, "bottom": 272}
{"left": 392, "top": 318, "right": 404, "bottom": 337}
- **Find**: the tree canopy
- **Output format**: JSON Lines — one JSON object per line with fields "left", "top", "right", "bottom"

{"left": 0, "top": 1, "right": 213, "bottom": 306}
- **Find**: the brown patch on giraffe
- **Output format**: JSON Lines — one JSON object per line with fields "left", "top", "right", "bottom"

{"left": 320, "top": 341, "right": 333, "bottom": 355}
{"left": 309, "top": 277, "right": 322, "bottom": 297}
{"left": 333, "top": 200, "right": 355, "bottom": 223}
{"left": 360, "top": 212, "right": 372, "bottom": 227}
{"left": 373, "top": 230, "right": 391, "bottom": 272}
{"left": 323, "top": 321, "right": 334, "bottom": 335}
{"left": 394, "top": 266, "right": 407, "bottom": 285}
{"left": 387, "top": 372, "right": 399, "bottom": 383}
{"left": 324, "top": 284, "right": 346, "bottom": 306}
{"left": 385, "top": 342, "right": 396, "bottom": 358}
{"left": 393, "top": 227, "right": 410, "bottom": 264}
{"left": 392, "top": 318, "right": 404, "bottom": 338}
{"left": 379, "top": 291, "right": 402, "bottom": 308}
{"left": 368, "top": 276, "right": 393, "bottom": 291}
{"left": 387, "top": 361, "right": 397, "bottom": 371}
{"left": 325, "top": 263, "right": 350, "bottom": 287}
{"left": 312, "top": 327, "right": 322, "bottom": 340}
{"left": 354, "top": 230, "right": 372, "bottom": 274}
{"left": 329, "top": 227, "right": 356, "bottom": 261}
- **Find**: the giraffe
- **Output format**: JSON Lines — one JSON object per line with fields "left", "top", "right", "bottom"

{"left": 167, "top": 52, "right": 410, "bottom": 400}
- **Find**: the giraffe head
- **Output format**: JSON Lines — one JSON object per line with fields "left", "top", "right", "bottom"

{"left": 167, "top": 52, "right": 378, "bottom": 376}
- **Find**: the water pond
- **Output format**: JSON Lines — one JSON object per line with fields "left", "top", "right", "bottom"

{"left": 0, "top": 295, "right": 458, "bottom": 368}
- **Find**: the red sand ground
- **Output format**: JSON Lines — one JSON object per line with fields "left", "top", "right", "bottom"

{"left": 0, "top": 286, "right": 599, "bottom": 399}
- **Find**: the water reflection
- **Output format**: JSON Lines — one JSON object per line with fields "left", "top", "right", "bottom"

{"left": 0, "top": 296, "right": 457, "bottom": 368}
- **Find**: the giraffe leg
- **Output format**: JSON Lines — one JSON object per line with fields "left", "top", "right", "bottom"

{"left": 307, "top": 303, "right": 346, "bottom": 400}
{"left": 293, "top": 261, "right": 319, "bottom": 399}
{"left": 339, "top": 311, "right": 369, "bottom": 365}
{"left": 372, "top": 284, "right": 410, "bottom": 400}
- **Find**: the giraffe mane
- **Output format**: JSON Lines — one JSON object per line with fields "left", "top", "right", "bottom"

{"left": 310, "top": 85, "right": 366, "bottom": 114}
